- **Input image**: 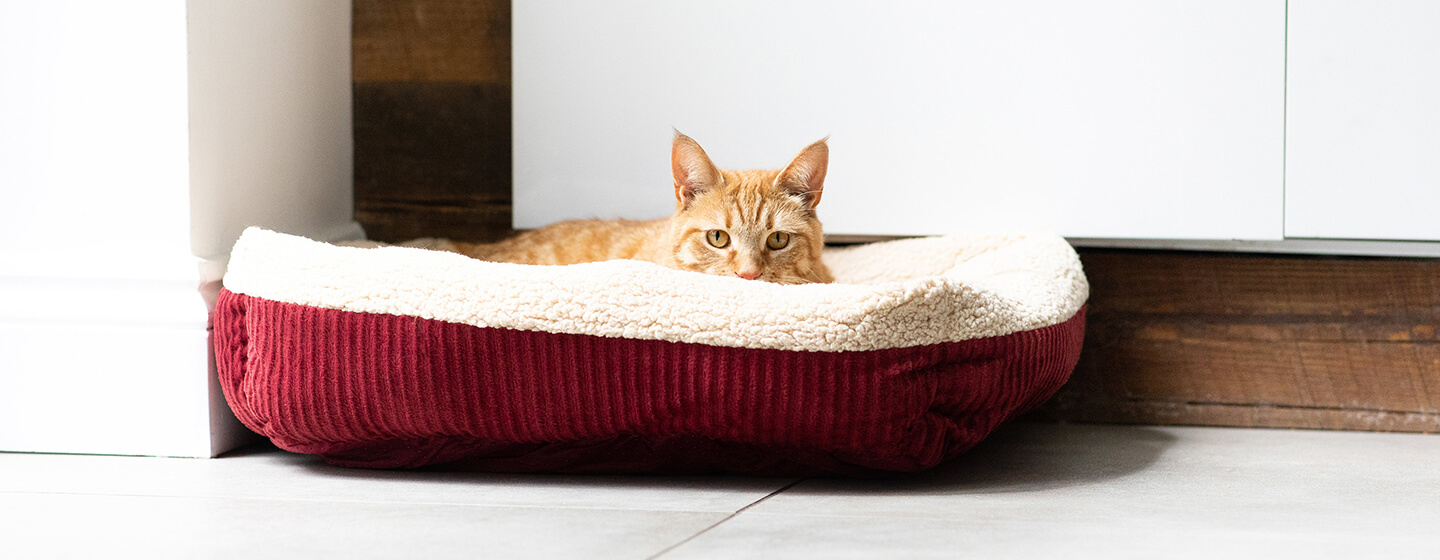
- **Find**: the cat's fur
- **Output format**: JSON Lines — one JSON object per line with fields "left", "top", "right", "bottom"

{"left": 425, "top": 133, "right": 833, "bottom": 284}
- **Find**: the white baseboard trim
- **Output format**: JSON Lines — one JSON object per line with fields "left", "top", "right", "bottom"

{"left": 0, "top": 265, "right": 247, "bottom": 458}
{"left": 0, "top": 321, "right": 217, "bottom": 457}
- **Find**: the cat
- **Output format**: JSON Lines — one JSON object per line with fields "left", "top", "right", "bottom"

{"left": 416, "top": 132, "right": 834, "bottom": 284}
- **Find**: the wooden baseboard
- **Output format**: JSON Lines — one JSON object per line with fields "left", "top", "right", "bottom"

{"left": 1033, "top": 398, "right": 1440, "bottom": 432}
{"left": 1031, "top": 249, "right": 1440, "bottom": 433}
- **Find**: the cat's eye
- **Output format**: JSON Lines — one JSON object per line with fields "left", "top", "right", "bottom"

{"left": 767, "top": 231, "right": 791, "bottom": 250}
{"left": 706, "top": 229, "right": 730, "bottom": 248}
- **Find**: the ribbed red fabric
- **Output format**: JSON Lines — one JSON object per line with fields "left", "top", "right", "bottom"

{"left": 213, "top": 288, "right": 1085, "bottom": 475}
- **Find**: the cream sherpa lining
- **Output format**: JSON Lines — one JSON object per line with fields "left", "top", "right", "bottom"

{"left": 223, "top": 227, "right": 1088, "bottom": 352}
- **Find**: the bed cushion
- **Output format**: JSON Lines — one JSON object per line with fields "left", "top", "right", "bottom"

{"left": 213, "top": 227, "right": 1088, "bottom": 475}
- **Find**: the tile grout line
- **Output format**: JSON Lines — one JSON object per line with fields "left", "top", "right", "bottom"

{"left": 644, "top": 478, "right": 805, "bottom": 560}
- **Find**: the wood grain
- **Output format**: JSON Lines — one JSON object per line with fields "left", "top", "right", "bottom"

{"left": 353, "top": 82, "right": 512, "bottom": 243}
{"left": 1045, "top": 400, "right": 1440, "bottom": 432}
{"left": 352, "top": 0, "right": 513, "bottom": 243}
{"left": 353, "top": 0, "right": 510, "bottom": 84}
{"left": 1034, "top": 250, "right": 1440, "bottom": 432}
{"left": 1078, "top": 250, "right": 1440, "bottom": 316}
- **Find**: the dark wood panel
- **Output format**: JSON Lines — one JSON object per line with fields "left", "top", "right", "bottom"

{"left": 1079, "top": 250, "right": 1440, "bottom": 316}
{"left": 353, "top": 82, "right": 512, "bottom": 243}
{"left": 353, "top": 0, "right": 510, "bottom": 84}
{"left": 354, "top": 201, "right": 513, "bottom": 245}
{"left": 1066, "top": 337, "right": 1439, "bottom": 412}
{"left": 1039, "top": 399, "right": 1440, "bottom": 432}
{"left": 1034, "top": 249, "right": 1440, "bottom": 433}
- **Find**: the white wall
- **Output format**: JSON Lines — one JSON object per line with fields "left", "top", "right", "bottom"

{"left": 188, "top": 0, "right": 361, "bottom": 263}
{"left": 0, "top": 0, "right": 357, "bottom": 458}
{"left": 1286, "top": 0, "right": 1440, "bottom": 242}
{"left": 514, "top": 0, "right": 1286, "bottom": 241}
{"left": 0, "top": 1, "right": 194, "bottom": 282}
{"left": 0, "top": 0, "right": 212, "bottom": 457}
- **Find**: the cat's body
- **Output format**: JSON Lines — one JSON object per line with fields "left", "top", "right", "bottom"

{"left": 418, "top": 133, "right": 834, "bottom": 284}
{"left": 433, "top": 218, "right": 671, "bottom": 266}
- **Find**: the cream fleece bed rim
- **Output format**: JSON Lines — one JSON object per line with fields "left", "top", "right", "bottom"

{"left": 222, "top": 227, "right": 1089, "bottom": 353}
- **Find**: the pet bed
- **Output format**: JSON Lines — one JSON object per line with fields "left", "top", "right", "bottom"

{"left": 213, "top": 227, "right": 1088, "bottom": 475}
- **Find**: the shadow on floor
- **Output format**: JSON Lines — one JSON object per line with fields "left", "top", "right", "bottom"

{"left": 228, "top": 439, "right": 798, "bottom": 494}
{"left": 815, "top": 421, "right": 1177, "bottom": 495}
{"left": 221, "top": 421, "right": 1173, "bottom": 494}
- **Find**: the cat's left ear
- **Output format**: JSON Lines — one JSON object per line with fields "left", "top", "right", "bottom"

{"left": 776, "top": 138, "right": 828, "bottom": 209}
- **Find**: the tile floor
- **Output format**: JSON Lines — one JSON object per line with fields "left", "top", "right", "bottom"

{"left": 3, "top": 422, "right": 1438, "bottom": 559}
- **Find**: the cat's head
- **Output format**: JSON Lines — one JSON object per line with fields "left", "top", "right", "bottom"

{"left": 666, "top": 132, "right": 834, "bottom": 284}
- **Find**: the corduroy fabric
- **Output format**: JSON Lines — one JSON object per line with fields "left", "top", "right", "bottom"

{"left": 214, "top": 289, "right": 1085, "bottom": 475}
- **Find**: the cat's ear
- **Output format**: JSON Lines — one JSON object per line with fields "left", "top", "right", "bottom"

{"left": 672, "top": 131, "right": 724, "bottom": 207}
{"left": 775, "top": 137, "right": 828, "bottom": 209}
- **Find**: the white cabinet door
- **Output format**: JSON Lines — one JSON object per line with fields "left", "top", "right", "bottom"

{"left": 514, "top": 1, "right": 1285, "bottom": 239}
{"left": 1286, "top": 1, "right": 1440, "bottom": 241}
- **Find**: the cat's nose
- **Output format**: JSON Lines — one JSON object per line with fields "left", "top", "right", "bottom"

{"left": 736, "top": 269, "right": 761, "bottom": 280}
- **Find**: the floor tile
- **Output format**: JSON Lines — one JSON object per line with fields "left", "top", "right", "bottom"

{"left": 0, "top": 444, "right": 793, "bottom": 513}
{"left": 660, "top": 423, "right": 1440, "bottom": 559}
{"left": 1, "top": 491, "right": 723, "bottom": 560}
{"left": 7, "top": 422, "right": 1439, "bottom": 559}
{"left": 660, "top": 511, "right": 1440, "bottom": 560}
{"left": 752, "top": 423, "right": 1440, "bottom": 528}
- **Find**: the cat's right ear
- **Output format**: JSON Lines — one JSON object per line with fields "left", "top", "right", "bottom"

{"left": 672, "top": 131, "right": 724, "bottom": 207}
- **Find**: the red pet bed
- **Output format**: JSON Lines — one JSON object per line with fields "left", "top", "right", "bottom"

{"left": 213, "top": 228, "right": 1087, "bottom": 475}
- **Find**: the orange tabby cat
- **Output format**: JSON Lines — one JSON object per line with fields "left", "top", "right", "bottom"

{"left": 426, "top": 132, "right": 833, "bottom": 284}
